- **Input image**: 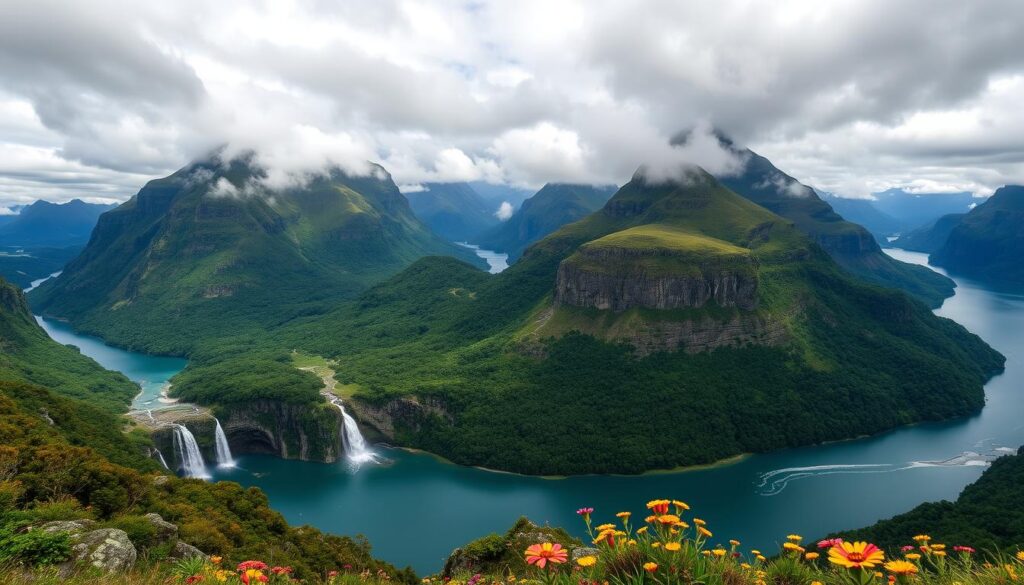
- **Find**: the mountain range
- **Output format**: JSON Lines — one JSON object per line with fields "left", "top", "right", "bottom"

{"left": 475, "top": 183, "right": 617, "bottom": 259}
{"left": 0, "top": 199, "right": 116, "bottom": 248}
{"left": 30, "top": 153, "right": 484, "bottom": 354}
{"left": 406, "top": 182, "right": 500, "bottom": 242}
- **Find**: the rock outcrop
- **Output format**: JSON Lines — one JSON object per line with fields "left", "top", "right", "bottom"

{"left": 65, "top": 528, "right": 138, "bottom": 574}
{"left": 556, "top": 249, "right": 758, "bottom": 312}
{"left": 346, "top": 396, "right": 451, "bottom": 443}
{"left": 217, "top": 399, "right": 343, "bottom": 462}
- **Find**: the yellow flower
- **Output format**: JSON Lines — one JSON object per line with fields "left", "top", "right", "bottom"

{"left": 905, "top": 554, "right": 921, "bottom": 561}
{"left": 756, "top": 555, "right": 767, "bottom": 562}
{"left": 805, "top": 553, "right": 820, "bottom": 561}
{"left": 652, "top": 542, "right": 661, "bottom": 548}
{"left": 828, "top": 541, "right": 885, "bottom": 569}
{"left": 210, "top": 556, "right": 222, "bottom": 565}
{"left": 701, "top": 550, "right": 711, "bottom": 557}
{"left": 636, "top": 527, "right": 648, "bottom": 535}
{"left": 595, "top": 523, "right": 616, "bottom": 532}
{"left": 730, "top": 540, "right": 741, "bottom": 547}
{"left": 616, "top": 512, "right": 631, "bottom": 519}
{"left": 576, "top": 556, "right": 597, "bottom": 567}
{"left": 672, "top": 500, "right": 690, "bottom": 511}
{"left": 664, "top": 542, "right": 681, "bottom": 552}
{"left": 811, "top": 582, "right": 823, "bottom": 585}
{"left": 751, "top": 550, "right": 761, "bottom": 556}
{"left": 931, "top": 544, "right": 946, "bottom": 551}
{"left": 885, "top": 561, "right": 919, "bottom": 575}
{"left": 787, "top": 534, "right": 803, "bottom": 542}
{"left": 713, "top": 549, "right": 727, "bottom": 557}
{"left": 628, "top": 539, "right": 637, "bottom": 546}
{"left": 694, "top": 518, "right": 707, "bottom": 526}
{"left": 698, "top": 526, "right": 712, "bottom": 538}
{"left": 783, "top": 542, "right": 802, "bottom": 551}
{"left": 657, "top": 514, "right": 681, "bottom": 526}
{"left": 1017, "top": 551, "right": 1024, "bottom": 561}
{"left": 643, "top": 562, "right": 658, "bottom": 573}
{"left": 740, "top": 563, "right": 752, "bottom": 570}
{"left": 934, "top": 551, "right": 947, "bottom": 557}
{"left": 912, "top": 535, "right": 931, "bottom": 542}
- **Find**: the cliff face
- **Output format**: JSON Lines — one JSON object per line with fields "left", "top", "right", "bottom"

{"left": 554, "top": 246, "right": 759, "bottom": 312}
{"left": 931, "top": 185, "right": 1024, "bottom": 288}
{"left": 218, "top": 400, "right": 343, "bottom": 462}
{"left": 346, "top": 396, "right": 451, "bottom": 443}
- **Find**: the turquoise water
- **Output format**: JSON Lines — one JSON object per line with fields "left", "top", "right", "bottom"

{"left": 457, "top": 242, "right": 509, "bottom": 274}
{"left": 37, "top": 250, "right": 1024, "bottom": 574}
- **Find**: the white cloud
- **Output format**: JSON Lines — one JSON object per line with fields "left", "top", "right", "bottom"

{"left": 494, "top": 201, "right": 514, "bottom": 221}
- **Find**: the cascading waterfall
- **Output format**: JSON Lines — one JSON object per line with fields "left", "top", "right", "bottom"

{"left": 154, "top": 449, "right": 169, "bottom": 470}
{"left": 172, "top": 424, "right": 210, "bottom": 478}
{"left": 213, "top": 418, "right": 235, "bottom": 468}
{"left": 327, "top": 395, "right": 378, "bottom": 466}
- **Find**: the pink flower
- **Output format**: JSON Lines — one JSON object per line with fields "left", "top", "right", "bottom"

{"left": 818, "top": 538, "right": 843, "bottom": 550}
{"left": 902, "top": 545, "right": 915, "bottom": 552}
{"left": 954, "top": 546, "right": 975, "bottom": 554}
{"left": 576, "top": 507, "right": 594, "bottom": 516}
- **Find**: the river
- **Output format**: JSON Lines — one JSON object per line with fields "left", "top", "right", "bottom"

{"left": 34, "top": 249, "right": 1024, "bottom": 574}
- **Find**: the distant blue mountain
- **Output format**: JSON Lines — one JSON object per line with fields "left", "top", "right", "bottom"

{"left": 0, "top": 199, "right": 117, "bottom": 247}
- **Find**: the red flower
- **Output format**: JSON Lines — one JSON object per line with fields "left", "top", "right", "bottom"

{"left": 954, "top": 546, "right": 975, "bottom": 553}
{"left": 344, "top": 564, "right": 353, "bottom": 570}
{"left": 901, "top": 545, "right": 915, "bottom": 552}
{"left": 576, "top": 507, "right": 594, "bottom": 516}
{"left": 272, "top": 566, "right": 294, "bottom": 575}
{"left": 329, "top": 570, "right": 339, "bottom": 577}
{"left": 186, "top": 576, "right": 205, "bottom": 584}
{"left": 238, "top": 560, "right": 269, "bottom": 572}
{"left": 818, "top": 538, "right": 843, "bottom": 550}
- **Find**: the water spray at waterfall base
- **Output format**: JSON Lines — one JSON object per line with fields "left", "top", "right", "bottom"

{"left": 326, "top": 394, "right": 381, "bottom": 469}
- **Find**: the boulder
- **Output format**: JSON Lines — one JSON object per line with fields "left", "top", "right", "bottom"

{"left": 571, "top": 547, "right": 600, "bottom": 562}
{"left": 169, "top": 540, "right": 208, "bottom": 560}
{"left": 39, "top": 519, "right": 96, "bottom": 535}
{"left": 65, "top": 528, "right": 137, "bottom": 573}
{"left": 143, "top": 513, "right": 178, "bottom": 545}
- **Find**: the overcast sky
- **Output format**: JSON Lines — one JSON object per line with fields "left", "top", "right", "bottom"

{"left": 1, "top": 0, "right": 1023, "bottom": 208}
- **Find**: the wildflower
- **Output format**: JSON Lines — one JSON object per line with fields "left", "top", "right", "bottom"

{"left": 885, "top": 561, "right": 918, "bottom": 575}
{"left": 931, "top": 544, "right": 946, "bottom": 551}
{"left": 805, "top": 553, "right": 820, "bottom": 561}
{"left": 697, "top": 526, "right": 712, "bottom": 538}
{"left": 186, "top": 577, "right": 205, "bottom": 585}
{"left": 901, "top": 546, "right": 915, "bottom": 552}
{"left": 595, "top": 524, "right": 616, "bottom": 532}
{"left": 238, "top": 561, "right": 269, "bottom": 572}
{"left": 741, "top": 563, "right": 752, "bottom": 570}
{"left": 828, "top": 541, "right": 885, "bottom": 569}
{"left": 701, "top": 550, "right": 711, "bottom": 556}
{"left": 636, "top": 527, "right": 648, "bottom": 535}
{"left": 657, "top": 514, "right": 681, "bottom": 526}
{"left": 912, "top": 535, "right": 931, "bottom": 543}
{"left": 576, "top": 556, "right": 597, "bottom": 567}
{"left": 713, "top": 549, "right": 727, "bottom": 557}
{"left": 643, "top": 562, "right": 658, "bottom": 573}
{"left": 693, "top": 518, "right": 707, "bottom": 526}
{"left": 240, "top": 569, "right": 268, "bottom": 585}
{"left": 577, "top": 507, "right": 594, "bottom": 517}
{"left": 811, "top": 582, "right": 823, "bottom": 585}
{"left": 652, "top": 542, "right": 661, "bottom": 548}
{"left": 525, "top": 543, "right": 568, "bottom": 568}
{"left": 214, "top": 570, "right": 230, "bottom": 582}
{"left": 329, "top": 571, "right": 339, "bottom": 578}
{"left": 665, "top": 542, "right": 681, "bottom": 552}
{"left": 953, "top": 546, "right": 975, "bottom": 554}
{"left": 934, "top": 551, "right": 947, "bottom": 557}
{"left": 627, "top": 539, "right": 637, "bottom": 546}
{"left": 905, "top": 554, "right": 921, "bottom": 561}
{"left": 672, "top": 500, "right": 690, "bottom": 512}
{"left": 647, "top": 500, "right": 671, "bottom": 515}
{"left": 756, "top": 555, "right": 767, "bottom": 563}
{"left": 271, "top": 567, "right": 293, "bottom": 575}
{"left": 211, "top": 556, "right": 223, "bottom": 565}
{"left": 1017, "top": 551, "right": 1024, "bottom": 561}
{"left": 751, "top": 550, "right": 761, "bottom": 556}
{"left": 783, "top": 542, "right": 802, "bottom": 552}
{"left": 730, "top": 540, "right": 741, "bottom": 547}
{"left": 787, "top": 534, "right": 803, "bottom": 542}
{"left": 616, "top": 511, "right": 631, "bottom": 519}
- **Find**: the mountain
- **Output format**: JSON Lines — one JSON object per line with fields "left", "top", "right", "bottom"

{"left": 872, "top": 188, "right": 978, "bottom": 233}
{"left": 0, "top": 199, "right": 116, "bottom": 247}
{"left": 467, "top": 181, "right": 534, "bottom": 211}
{"left": 31, "top": 153, "right": 484, "bottom": 354}
{"left": 0, "top": 277, "right": 137, "bottom": 411}
{"left": 475, "top": 183, "right": 617, "bottom": 260}
{"left": 819, "top": 192, "right": 902, "bottom": 241}
{"left": 893, "top": 213, "right": 966, "bottom": 253}
{"left": 0, "top": 245, "right": 81, "bottom": 289}
{"left": 688, "top": 133, "right": 956, "bottom": 307}
{"left": 406, "top": 182, "right": 500, "bottom": 242}
{"left": 229, "top": 165, "right": 1003, "bottom": 475}
{"left": 930, "top": 185, "right": 1024, "bottom": 289}
{"left": 837, "top": 446, "right": 1024, "bottom": 551}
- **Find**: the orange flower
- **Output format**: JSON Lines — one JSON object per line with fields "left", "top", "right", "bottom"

{"left": 524, "top": 543, "right": 568, "bottom": 569}
{"left": 698, "top": 526, "right": 713, "bottom": 538}
{"left": 647, "top": 500, "right": 671, "bottom": 515}
{"left": 657, "top": 514, "right": 681, "bottom": 526}
{"left": 643, "top": 562, "right": 658, "bottom": 572}
{"left": 829, "top": 542, "right": 885, "bottom": 569}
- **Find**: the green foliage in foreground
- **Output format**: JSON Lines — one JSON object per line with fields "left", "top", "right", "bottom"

{"left": 0, "top": 381, "right": 406, "bottom": 581}
{"left": 838, "top": 446, "right": 1024, "bottom": 552}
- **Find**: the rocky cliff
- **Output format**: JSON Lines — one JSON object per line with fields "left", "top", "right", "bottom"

{"left": 346, "top": 395, "right": 452, "bottom": 443}
{"left": 555, "top": 246, "right": 759, "bottom": 312}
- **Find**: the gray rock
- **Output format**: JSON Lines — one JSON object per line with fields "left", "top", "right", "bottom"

{"left": 152, "top": 475, "right": 170, "bottom": 486}
{"left": 169, "top": 541, "right": 207, "bottom": 560}
{"left": 65, "top": 528, "right": 137, "bottom": 573}
{"left": 39, "top": 519, "right": 96, "bottom": 535}
{"left": 143, "top": 513, "right": 178, "bottom": 545}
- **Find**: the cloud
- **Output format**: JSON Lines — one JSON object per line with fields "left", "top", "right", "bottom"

{"left": 494, "top": 201, "right": 514, "bottom": 221}
{"left": 0, "top": 0, "right": 1022, "bottom": 207}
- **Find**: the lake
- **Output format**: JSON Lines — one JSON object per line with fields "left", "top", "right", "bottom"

{"left": 36, "top": 249, "right": 1024, "bottom": 574}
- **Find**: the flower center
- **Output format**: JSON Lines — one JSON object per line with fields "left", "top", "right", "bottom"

{"left": 847, "top": 552, "right": 865, "bottom": 562}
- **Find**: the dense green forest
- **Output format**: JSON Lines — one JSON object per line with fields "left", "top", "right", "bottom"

{"left": 159, "top": 169, "right": 1003, "bottom": 475}
{"left": 837, "top": 447, "right": 1024, "bottom": 551}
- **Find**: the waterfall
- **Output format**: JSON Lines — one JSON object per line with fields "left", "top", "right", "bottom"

{"left": 172, "top": 424, "right": 210, "bottom": 478}
{"left": 327, "top": 395, "right": 378, "bottom": 467}
{"left": 154, "top": 448, "right": 169, "bottom": 470}
{"left": 213, "top": 418, "right": 235, "bottom": 468}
